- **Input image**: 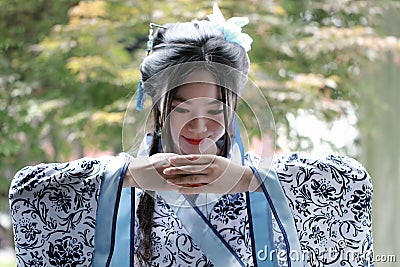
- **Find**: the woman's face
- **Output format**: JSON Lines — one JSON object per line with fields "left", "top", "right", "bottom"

{"left": 165, "top": 73, "right": 226, "bottom": 155}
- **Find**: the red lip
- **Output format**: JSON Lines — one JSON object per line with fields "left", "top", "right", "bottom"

{"left": 181, "top": 183, "right": 207, "bottom": 187}
{"left": 182, "top": 136, "right": 204, "bottom": 145}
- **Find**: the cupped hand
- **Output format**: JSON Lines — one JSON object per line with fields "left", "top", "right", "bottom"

{"left": 163, "top": 154, "right": 256, "bottom": 194}
{"left": 123, "top": 153, "right": 181, "bottom": 191}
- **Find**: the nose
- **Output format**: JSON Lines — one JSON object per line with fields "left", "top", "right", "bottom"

{"left": 187, "top": 117, "right": 207, "bottom": 133}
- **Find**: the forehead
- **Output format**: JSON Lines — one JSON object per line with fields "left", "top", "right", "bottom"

{"left": 174, "top": 70, "right": 221, "bottom": 101}
{"left": 175, "top": 83, "right": 221, "bottom": 101}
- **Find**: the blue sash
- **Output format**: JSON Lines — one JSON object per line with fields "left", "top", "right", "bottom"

{"left": 92, "top": 156, "right": 129, "bottom": 267}
{"left": 249, "top": 168, "right": 303, "bottom": 267}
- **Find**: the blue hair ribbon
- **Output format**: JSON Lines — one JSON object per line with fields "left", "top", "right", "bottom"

{"left": 135, "top": 79, "right": 145, "bottom": 111}
{"left": 233, "top": 115, "right": 244, "bottom": 165}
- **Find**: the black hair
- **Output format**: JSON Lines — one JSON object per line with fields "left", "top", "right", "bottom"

{"left": 135, "top": 20, "right": 250, "bottom": 266}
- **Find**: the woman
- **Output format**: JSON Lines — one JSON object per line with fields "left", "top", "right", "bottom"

{"left": 9, "top": 5, "right": 373, "bottom": 267}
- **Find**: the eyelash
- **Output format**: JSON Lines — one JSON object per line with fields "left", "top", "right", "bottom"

{"left": 171, "top": 106, "right": 223, "bottom": 115}
{"left": 171, "top": 106, "right": 189, "bottom": 113}
{"left": 208, "top": 109, "right": 223, "bottom": 115}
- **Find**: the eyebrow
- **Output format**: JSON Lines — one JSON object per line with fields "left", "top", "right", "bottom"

{"left": 173, "top": 96, "right": 222, "bottom": 105}
{"left": 207, "top": 99, "right": 222, "bottom": 105}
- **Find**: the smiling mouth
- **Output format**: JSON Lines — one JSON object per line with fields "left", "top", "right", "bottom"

{"left": 182, "top": 136, "right": 205, "bottom": 145}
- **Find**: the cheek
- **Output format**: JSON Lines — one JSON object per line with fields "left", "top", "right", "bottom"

{"left": 168, "top": 113, "right": 186, "bottom": 138}
{"left": 208, "top": 119, "right": 225, "bottom": 137}
{"left": 167, "top": 112, "right": 226, "bottom": 139}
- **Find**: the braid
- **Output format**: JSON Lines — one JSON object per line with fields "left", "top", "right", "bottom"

{"left": 135, "top": 109, "right": 161, "bottom": 266}
{"left": 136, "top": 191, "right": 155, "bottom": 266}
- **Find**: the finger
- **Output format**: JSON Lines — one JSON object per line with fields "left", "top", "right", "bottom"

{"left": 163, "top": 165, "right": 210, "bottom": 175}
{"left": 167, "top": 175, "right": 210, "bottom": 185}
{"left": 159, "top": 173, "right": 187, "bottom": 180}
{"left": 169, "top": 154, "right": 216, "bottom": 165}
{"left": 151, "top": 153, "right": 178, "bottom": 166}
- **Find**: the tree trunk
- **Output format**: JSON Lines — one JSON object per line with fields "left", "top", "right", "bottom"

{"left": 360, "top": 8, "right": 400, "bottom": 266}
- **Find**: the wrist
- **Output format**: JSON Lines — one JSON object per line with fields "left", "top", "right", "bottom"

{"left": 119, "top": 153, "right": 138, "bottom": 188}
{"left": 123, "top": 167, "right": 138, "bottom": 188}
{"left": 246, "top": 166, "right": 261, "bottom": 192}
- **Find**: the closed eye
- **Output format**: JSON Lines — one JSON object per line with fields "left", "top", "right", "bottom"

{"left": 172, "top": 106, "right": 190, "bottom": 113}
{"left": 208, "top": 109, "right": 223, "bottom": 115}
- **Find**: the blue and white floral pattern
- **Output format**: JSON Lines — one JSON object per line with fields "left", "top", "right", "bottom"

{"left": 9, "top": 152, "right": 374, "bottom": 266}
{"left": 9, "top": 157, "right": 108, "bottom": 267}
{"left": 274, "top": 153, "right": 374, "bottom": 266}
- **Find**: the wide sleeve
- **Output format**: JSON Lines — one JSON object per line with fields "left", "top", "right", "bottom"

{"left": 273, "top": 152, "right": 374, "bottom": 266}
{"left": 9, "top": 155, "right": 127, "bottom": 266}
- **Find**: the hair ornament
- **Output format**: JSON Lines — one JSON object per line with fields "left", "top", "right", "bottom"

{"left": 135, "top": 79, "right": 144, "bottom": 111}
{"left": 146, "top": 23, "right": 168, "bottom": 55}
{"left": 207, "top": 3, "right": 253, "bottom": 52}
{"left": 137, "top": 23, "right": 168, "bottom": 111}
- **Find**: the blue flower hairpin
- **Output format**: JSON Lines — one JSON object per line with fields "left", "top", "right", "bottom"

{"left": 136, "top": 6, "right": 253, "bottom": 111}
{"left": 207, "top": 3, "right": 253, "bottom": 52}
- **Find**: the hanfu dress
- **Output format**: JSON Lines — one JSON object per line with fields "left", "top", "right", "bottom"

{"left": 9, "top": 147, "right": 374, "bottom": 266}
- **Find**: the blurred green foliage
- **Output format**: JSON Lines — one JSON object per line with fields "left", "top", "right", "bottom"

{"left": 1, "top": 0, "right": 400, "bottom": 211}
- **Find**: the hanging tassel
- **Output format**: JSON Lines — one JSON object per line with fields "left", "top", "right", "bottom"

{"left": 135, "top": 79, "right": 145, "bottom": 111}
